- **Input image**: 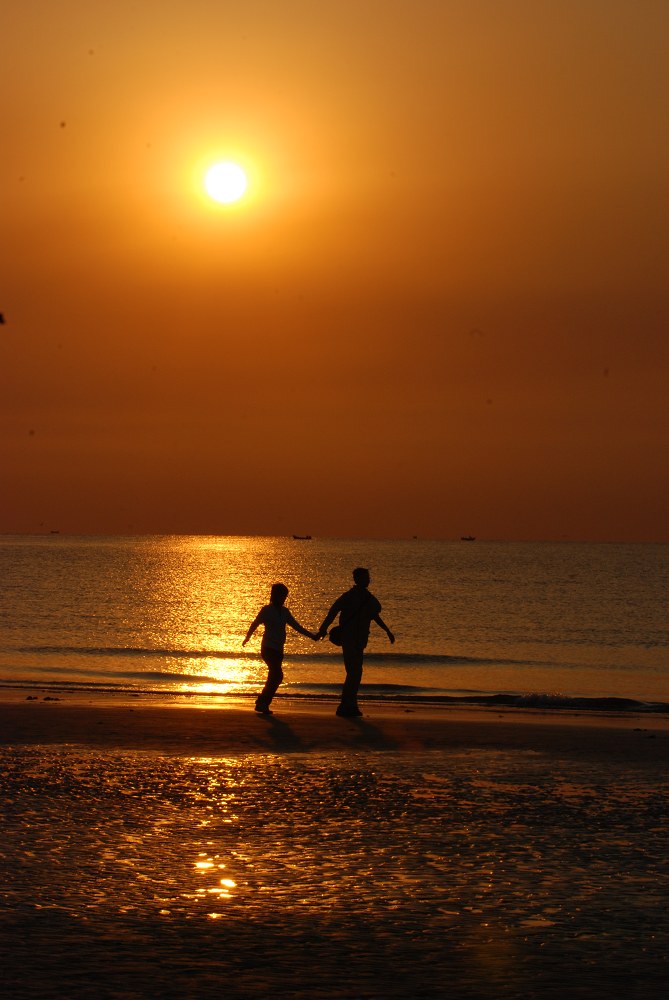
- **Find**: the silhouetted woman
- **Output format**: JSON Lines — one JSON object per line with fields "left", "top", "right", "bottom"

{"left": 243, "top": 582, "right": 317, "bottom": 714}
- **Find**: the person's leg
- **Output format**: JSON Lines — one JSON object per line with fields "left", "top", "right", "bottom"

{"left": 255, "top": 645, "right": 284, "bottom": 713}
{"left": 337, "top": 645, "right": 364, "bottom": 716}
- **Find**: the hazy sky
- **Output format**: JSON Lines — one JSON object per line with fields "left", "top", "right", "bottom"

{"left": 2, "top": 1, "right": 668, "bottom": 540}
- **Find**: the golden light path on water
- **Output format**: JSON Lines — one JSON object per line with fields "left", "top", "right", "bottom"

{"left": 136, "top": 537, "right": 262, "bottom": 695}
{"left": 137, "top": 535, "right": 328, "bottom": 697}
{"left": 172, "top": 657, "right": 258, "bottom": 697}
{"left": 193, "top": 782, "right": 239, "bottom": 920}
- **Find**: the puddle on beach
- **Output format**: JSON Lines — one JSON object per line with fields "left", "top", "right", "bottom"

{"left": 1, "top": 746, "right": 668, "bottom": 998}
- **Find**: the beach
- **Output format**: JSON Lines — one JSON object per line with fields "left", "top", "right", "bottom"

{"left": 2, "top": 696, "right": 669, "bottom": 999}
{"left": 2, "top": 693, "right": 669, "bottom": 756}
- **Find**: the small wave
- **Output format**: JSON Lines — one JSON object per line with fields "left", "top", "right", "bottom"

{"left": 12, "top": 645, "right": 534, "bottom": 668}
{"left": 284, "top": 686, "right": 669, "bottom": 714}
{"left": 1, "top": 677, "right": 667, "bottom": 714}
{"left": 14, "top": 645, "right": 236, "bottom": 660}
{"left": 411, "top": 692, "right": 669, "bottom": 714}
{"left": 0, "top": 665, "right": 239, "bottom": 685}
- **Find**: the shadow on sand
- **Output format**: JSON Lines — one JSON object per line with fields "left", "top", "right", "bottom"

{"left": 340, "top": 714, "right": 401, "bottom": 750}
{"left": 257, "top": 713, "right": 306, "bottom": 751}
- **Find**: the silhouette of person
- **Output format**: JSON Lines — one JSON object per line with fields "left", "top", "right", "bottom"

{"left": 243, "top": 582, "right": 318, "bottom": 714}
{"left": 317, "top": 567, "right": 394, "bottom": 717}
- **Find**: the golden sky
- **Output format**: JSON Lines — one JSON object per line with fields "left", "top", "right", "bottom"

{"left": 2, "top": 1, "right": 668, "bottom": 540}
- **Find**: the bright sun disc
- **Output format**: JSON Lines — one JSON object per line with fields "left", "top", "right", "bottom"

{"left": 204, "top": 161, "right": 248, "bottom": 204}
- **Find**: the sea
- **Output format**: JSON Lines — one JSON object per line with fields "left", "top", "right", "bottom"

{"left": 4, "top": 535, "right": 669, "bottom": 998}
{"left": 2, "top": 535, "right": 667, "bottom": 715}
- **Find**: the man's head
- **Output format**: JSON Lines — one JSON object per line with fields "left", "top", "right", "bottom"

{"left": 352, "top": 567, "right": 370, "bottom": 588}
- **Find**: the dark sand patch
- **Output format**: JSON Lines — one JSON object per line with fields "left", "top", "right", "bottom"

{"left": 2, "top": 696, "right": 668, "bottom": 761}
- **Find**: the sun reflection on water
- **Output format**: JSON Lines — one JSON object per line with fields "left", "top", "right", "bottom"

{"left": 118, "top": 535, "right": 324, "bottom": 696}
{"left": 116, "top": 537, "right": 268, "bottom": 694}
{"left": 172, "top": 656, "right": 260, "bottom": 696}
{"left": 192, "top": 851, "right": 238, "bottom": 915}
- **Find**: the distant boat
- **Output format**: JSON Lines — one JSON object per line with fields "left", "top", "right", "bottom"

{"left": 460, "top": 535, "right": 476, "bottom": 541}
{"left": 292, "top": 534, "right": 312, "bottom": 540}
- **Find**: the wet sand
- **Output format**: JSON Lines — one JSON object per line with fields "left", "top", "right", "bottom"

{"left": 3, "top": 693, "right": 669, "bottom": 758}
{"left": 2, "top": 696, "right": 669, "bottom": 999}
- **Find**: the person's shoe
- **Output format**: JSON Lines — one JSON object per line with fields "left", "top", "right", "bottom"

{"left": 255, "top": 705, "right": 273, "bottom": 715}
{"left": 336, "top": 705, "right": 362, "bottom": 718}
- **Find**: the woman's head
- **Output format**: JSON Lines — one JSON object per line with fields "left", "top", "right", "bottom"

{"left": 270, "top": 582, "right": 289, "bottom": 606}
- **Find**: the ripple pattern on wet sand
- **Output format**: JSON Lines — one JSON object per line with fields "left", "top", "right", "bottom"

{"left": 1, "top": 746, "right": 668, "bottom": 998}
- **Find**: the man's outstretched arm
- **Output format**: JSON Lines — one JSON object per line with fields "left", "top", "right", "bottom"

{"left": 317, "top": 600, "right": 341, "bottom": 639}
{"left": 374, "top": 614, "right": 395, "bottom": 644}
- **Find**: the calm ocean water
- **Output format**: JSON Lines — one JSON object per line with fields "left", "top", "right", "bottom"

{"left": 1, "top": 535, "right": 667, "bottom": 713}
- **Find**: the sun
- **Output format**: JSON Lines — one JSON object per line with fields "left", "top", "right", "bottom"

{"left": 204, "top": 161, "right": 248, "bottom": 204}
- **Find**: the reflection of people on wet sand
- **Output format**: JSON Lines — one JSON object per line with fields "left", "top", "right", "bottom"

{"left": 243, "top": 582, "right": 318, "bottom": 715}
{"left": 317, "top": 567, "right": 395, "bottom": 718}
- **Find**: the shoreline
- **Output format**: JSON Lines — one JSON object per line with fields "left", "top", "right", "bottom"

{"left": 2, "top": 690, "right": 669, "bottom": 760}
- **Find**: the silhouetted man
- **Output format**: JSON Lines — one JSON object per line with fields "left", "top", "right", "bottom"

{"left": 317, "top": 567, "right": 394, "bottom": 717}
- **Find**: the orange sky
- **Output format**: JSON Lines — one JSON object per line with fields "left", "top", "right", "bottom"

{"left": 2, "top": 1, "right": 668, "bottom": 540}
